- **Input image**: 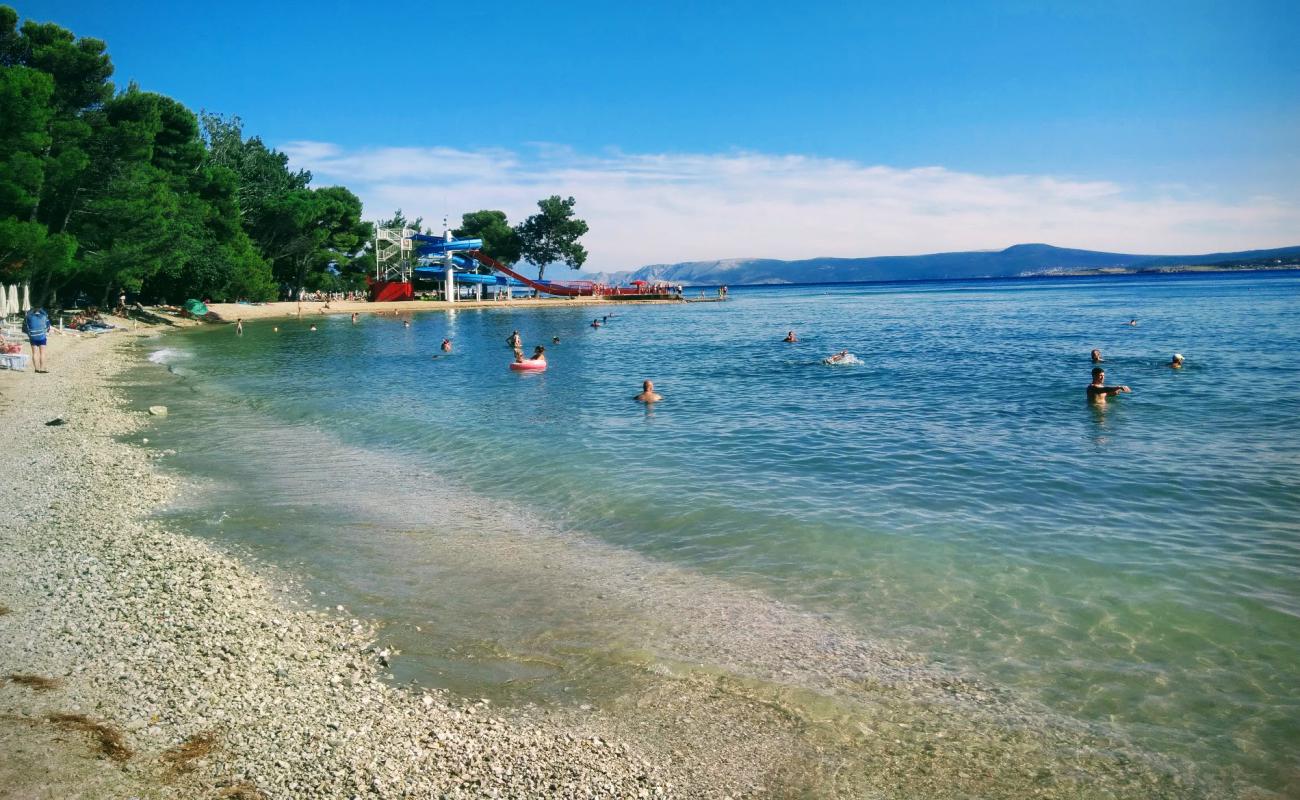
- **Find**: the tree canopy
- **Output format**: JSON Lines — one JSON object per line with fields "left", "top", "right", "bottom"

{"left": 0, "top": 6, "right": 369, "bottom": 306}
{"left": 454, "top": 209, "right": 521, "bottom": 267}
{"left": 515, "top": 196, "right": 588, "bottom": 282}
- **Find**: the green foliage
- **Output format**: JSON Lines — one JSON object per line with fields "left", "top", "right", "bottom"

{"left": 515, "top": 196, "right": 588, "bottom": 282}
{"left": 454, "top": 209, "right": 521, "bottom": 267}
{"left": 0, "top": 6, "right": 369, "bottom": 305}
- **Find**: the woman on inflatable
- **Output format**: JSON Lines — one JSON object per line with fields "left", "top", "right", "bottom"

{"left": 510, "top": 345, "right": 547, "bottom": 371}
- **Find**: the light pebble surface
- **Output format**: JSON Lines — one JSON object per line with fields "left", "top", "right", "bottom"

{"left": 0, "top": 325, "right": 1231, "bottom": 800}
{"left": 0, "top": 329, "right": 689, "bottom": 799}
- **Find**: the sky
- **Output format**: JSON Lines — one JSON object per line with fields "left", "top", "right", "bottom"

{"left": 17, "top": 0, "right": 1300, "bottom": 271}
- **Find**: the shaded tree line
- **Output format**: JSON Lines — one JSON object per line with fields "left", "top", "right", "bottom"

{"left": 0, "top": 6, "right": 369, "bottom": 307}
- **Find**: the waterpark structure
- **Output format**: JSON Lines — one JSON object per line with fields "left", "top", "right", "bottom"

{"left": 370, "top": 224, "right": 681, "bottom": 302}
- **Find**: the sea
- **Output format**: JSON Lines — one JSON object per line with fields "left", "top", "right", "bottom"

{"left": 128, "top": 271, "right": 1300, "bottom": 796}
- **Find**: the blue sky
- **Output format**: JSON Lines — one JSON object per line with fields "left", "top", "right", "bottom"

{"left": 16, "top": 1, "right": 1300, "bottom": 269}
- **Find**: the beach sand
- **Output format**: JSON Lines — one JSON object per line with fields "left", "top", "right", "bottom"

{"left": 0, "top": 324, "right": 1222, "bottom": 799}
{"left": 0, "top": 329, "right": 703, "bottom": 798}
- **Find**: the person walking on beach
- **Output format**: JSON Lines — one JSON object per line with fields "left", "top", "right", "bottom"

{"left": 1091, "top": 349, "right": 1103, "bottom": 363}
{"left": 1087, "top": 367, "right": 1131, "bottom": 404}
{"left": 634, "top": 380, "right": 662, "bottom": 403}
{"left": 23, "top": 306, "right": 50, "bottom": 373}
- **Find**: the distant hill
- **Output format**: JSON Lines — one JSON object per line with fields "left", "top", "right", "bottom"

{"left": 589, "top": 244, "right": 1300, "bottom": 286}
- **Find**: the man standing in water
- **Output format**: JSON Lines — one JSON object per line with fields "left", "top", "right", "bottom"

{"left": 634, "top": 380, "right": 662, "bottom": 403}
{"left": 1087, "top": 367, "right": 1131, "bottom": 404}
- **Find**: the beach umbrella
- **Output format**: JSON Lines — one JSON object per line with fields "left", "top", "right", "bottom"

{"left": 0, "top": 286, "right": 8, "bottom": 318}
{"left": 21, "top": 283, "right": 30, "bottom": 312}
{"left": 6, "top": 285, "right": 17, "bottom": 316}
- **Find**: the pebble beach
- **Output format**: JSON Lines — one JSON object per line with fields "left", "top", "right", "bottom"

{"left": 0, "top": 317, "right": 1261, "bottom": 799}
{"left": 0, "top": 329, "right": 692, "bottom": 799}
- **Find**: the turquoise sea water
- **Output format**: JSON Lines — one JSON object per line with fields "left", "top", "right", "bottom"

{"left": 134, "top": 272, "right": 1300, "bottom": 794}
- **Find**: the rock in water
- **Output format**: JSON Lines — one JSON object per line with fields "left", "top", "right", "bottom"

{"left": 148, "top": 406, "right": 168, "bottom": 416}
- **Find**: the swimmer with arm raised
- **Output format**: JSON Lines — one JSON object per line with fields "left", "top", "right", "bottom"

{"left": 1087, "top": 367, "right": 1131, "bottom": 404}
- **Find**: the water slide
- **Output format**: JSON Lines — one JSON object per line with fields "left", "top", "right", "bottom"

{"left": 463, "top": 251, "right": 598, "bottom": 297}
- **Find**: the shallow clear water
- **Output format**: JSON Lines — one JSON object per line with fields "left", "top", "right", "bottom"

{"left": 134, "top": 273, "right": 1300, "bottom": 793}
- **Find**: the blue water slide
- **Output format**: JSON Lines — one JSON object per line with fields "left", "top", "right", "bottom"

{"left": 410, "top": 236, "right": 483, "bottom": 256}
{"left": 412, "top": 267, "right": 528, "bottom": 287}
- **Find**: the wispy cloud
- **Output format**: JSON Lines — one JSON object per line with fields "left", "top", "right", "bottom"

{"left": 281, "top": 141, "right": 1300, "bottom": 270}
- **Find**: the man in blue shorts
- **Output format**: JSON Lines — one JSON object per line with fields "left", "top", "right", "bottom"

{"left": 23, "top": 306, "right": 50, "bottom": 373}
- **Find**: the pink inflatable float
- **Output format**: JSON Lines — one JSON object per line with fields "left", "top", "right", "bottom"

{"left": 509, "top": 359, "right": 547, "bottom": 371}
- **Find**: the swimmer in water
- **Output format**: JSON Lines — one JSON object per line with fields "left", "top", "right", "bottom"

{"left": 1127, "top": 319, "right": 1138, "bottom": 326}
{"left": 351, "top": 312, "right": 358, "bottom": 324}
{"left": 1087, "top": 367, "right": 1131, "bottom": 404}
{"left": 235, "top": 318, "right": 243, "bottom": 335}
{"left": 441, "top": 338, "right": 452, "bottom": 352}
{"left": 1091, "top": 349, "right": 1103, "bottom": 363}
{"left": 403, "top": 319, "right": 410, "bottom": 328}
{"left": 507, "top": 330, "right": 522, "bottom": 348}
{"left": 309, "top": 325, "right": 317, "bottom": 331}
{"left": 591, "top": 319, "right": 601, "bottom": 328}
{"left": 531, "top": 345, "right": 546, "bottom": 363}
{"left": 826, "top": 350, "right": 849, "bottom": 363}
{"left": 634, "top": 380, "right": 662, "bottom": 403}
{"left": 1168, "top": 353, "right": 1184, "bottom": 369}
{"left": 273, "top": 326, "right": 279, "bottom": 333}
{"left": 784, "top": 331, "right": 798, "bottom": 343}
{"left": 552, "top": 336, "right": 561, "bottom": 344}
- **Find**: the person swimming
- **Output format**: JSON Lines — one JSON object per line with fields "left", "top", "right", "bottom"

{"left": 441, "top": 338, "right": 452, "bottom": 352}
{"left": 591, "top": 319, "right": 601, "bottom": 328}
{"left": 634, "top": 380, "right": 662, "bottom": 403}
{"left": 403, "top": 319, "right": 410, "bottom": 328}
{"left": 552, "top": 336, "right": 561, "bottom": 344}
{"left": 826, "top": 350, "right": 849, "bottom": 363}
{"left": 1091, "top": 349, "right": 1103, "bottom": 363}
{"left": 1169, "top": 353, "right": 1184, "bottom": 369}
{"left": 784, "top": 331, "right": 799, "bottom": 342}
{"left": 1087, "top": 367, "right": 1131, "bottom": 404}
{"left": 351, "top": 312, "right": 358, "bottom": 324}
{"left": 1127, "top": 319, "right": 1138, "bottom": 326}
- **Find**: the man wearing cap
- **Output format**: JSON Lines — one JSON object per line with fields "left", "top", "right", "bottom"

{"left": 1168, "top": 354, "right": 1185, "bottom": 369}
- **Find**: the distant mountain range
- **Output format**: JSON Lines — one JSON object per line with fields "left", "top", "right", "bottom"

{"left": 588, "top": 243, "right": 1300, "bottom": 286}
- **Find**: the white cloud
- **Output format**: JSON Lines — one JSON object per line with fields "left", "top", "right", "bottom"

{"left": 281, "top": 142, "right": 1300, "bottom": 271}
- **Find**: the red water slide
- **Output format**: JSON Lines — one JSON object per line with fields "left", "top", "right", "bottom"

{"left": 465, "top": 251, "right": 596, "bottom": 296}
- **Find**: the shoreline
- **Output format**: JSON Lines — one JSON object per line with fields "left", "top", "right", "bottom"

{"left": 205, "top": 296, "right": 678, "bottom": 323}
{"left": 0, "top": 323, "right": 1231, "bottom": 799}
{"left": 0, "top": 329, "right": 700, "bottom": 798}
